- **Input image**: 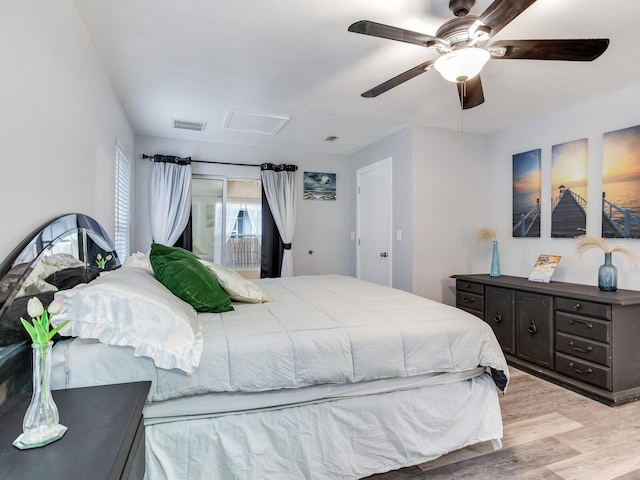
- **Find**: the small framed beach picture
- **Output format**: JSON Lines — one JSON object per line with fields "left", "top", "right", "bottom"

{"left": 528, "top": 255, "right": 561, "bottom": 283}
{"left": 303, "top": 171, "right": 336, "bottom": 200}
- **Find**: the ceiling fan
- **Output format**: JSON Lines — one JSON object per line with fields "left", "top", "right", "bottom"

{"left": 348, "top": 0, "right": 609, "bottom": 109}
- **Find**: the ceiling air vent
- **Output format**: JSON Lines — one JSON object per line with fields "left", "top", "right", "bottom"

{"left": 324, "top": 136, "right": 339, "bottom": 142}
{"left": 173, "top": 119, "right": 207, "bottom": 132}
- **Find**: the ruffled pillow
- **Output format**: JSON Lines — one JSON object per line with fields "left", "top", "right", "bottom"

{"left": 53, "top": 267, "right": 203, "bottom": 374}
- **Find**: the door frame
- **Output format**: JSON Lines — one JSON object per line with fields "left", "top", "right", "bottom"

{"left": 356, "top": 157, "right": 393, "bottom": 287}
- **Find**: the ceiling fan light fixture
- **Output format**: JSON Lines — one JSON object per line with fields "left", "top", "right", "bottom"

{"left": 434, "top": 47, "right": 490, "bottom": 83}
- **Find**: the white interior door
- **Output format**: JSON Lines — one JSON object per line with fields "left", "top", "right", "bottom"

{"left": 357, "top": 158, "right": 392, "bottom": 286}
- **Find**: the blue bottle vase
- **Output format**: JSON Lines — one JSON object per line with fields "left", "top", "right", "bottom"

{"left": 598, "top": 252, "right": 617, "bottom": 291}
{"left": 490, "top": 241, "right": 501, "bottom": 277}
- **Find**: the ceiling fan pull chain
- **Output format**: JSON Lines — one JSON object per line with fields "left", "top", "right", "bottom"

{"left": 459, "top": 80, "right": 465, "bottom": 132}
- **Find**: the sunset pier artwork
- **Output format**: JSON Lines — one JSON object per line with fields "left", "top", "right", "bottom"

{"left": 549, "top": 187, "right": 639, "bottom": 238}
{"left": 513, "top": 149, "right": 541, "bottom": 238}
{"left": 602, "top": 124, "right": 640, "bottom": 239}
{"left": 513, "top": 198, "right": 540, "bottom": 237}
{"left": 551, "top": 139, "right": 588, "bottom": 238}
{"left": 602, "top": 192, "right": 640, "bottom": 238}
{"left": 551, "top": 187, "right": 587, "bottom": 238}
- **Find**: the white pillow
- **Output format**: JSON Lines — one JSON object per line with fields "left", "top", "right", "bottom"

{"left": 199, "top": 260, "right": 270, "bottom": 303}
{"left": 52, "top": 267, "right": 203, "bottom": 374}
{"left": 122, "top": 252, "right": 153, "bottom": 271}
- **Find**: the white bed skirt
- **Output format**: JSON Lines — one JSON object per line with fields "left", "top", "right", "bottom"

{"left": 144, "top": 373, "right": 502, "bottom": 480}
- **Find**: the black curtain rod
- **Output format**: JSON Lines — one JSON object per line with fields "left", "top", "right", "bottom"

{"left": 142, "top": 154, "right": 260, "bottom": 168}
{"left": 142, "top": 154, "right": 298, "bottom": 171}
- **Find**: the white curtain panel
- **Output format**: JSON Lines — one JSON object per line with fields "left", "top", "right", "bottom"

{"left": 213, "top": 201, "right": 223, "bottom": 264}
{"left": 261, "top": 168, "right": 297, "bottom": 277}
{"left": 150, "top": 162, "right": 192, "bottom": 246}
{"left": 245, "top": 203, "right": 262, "bottom": 238}
{"left": 225, "top": 202, "right": 242, "bottom": 243}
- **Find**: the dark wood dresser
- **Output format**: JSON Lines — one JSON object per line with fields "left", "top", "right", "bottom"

{"left": 453, "top": 274, "right": 640, "bottom": 406}
{"left": 0, "top": 381, "right": 150, "bottom": 479}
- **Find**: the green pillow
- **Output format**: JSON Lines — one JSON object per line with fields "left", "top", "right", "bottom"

{"left": 149, "top": 243, "right": 234, "bottom": 313}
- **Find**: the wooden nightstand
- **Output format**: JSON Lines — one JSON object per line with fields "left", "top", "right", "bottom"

{"left": 0, "top": 381, "right": 150, "bottom": 479}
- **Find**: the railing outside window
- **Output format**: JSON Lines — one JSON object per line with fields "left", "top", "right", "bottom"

{"left": 224, "top": 235, "right": 261, "bottom": 269}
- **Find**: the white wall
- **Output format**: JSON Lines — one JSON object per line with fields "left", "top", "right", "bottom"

{"left": 0, "top": 0, "right": 135, "bottom": 263}
{"left": 349, "top": 127, "right": 414, "bottom": 292}
{"left": 134, "top": 136, "right": 351, "bottom": 276}
{"left": 412, "top": 126, "right": 488, "bottom": 304}
{"left": 485, "top": 83, "right": 640, "bottom": 290}
{"left": 348, "top": 125, "right": 488, "bottom": 303}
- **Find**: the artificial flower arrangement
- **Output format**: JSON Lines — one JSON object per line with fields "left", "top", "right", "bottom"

{"left": 575, "top": 234, "right": 637, "bottom": 291}
{"left": 473, "top": 227, "right": 496, "bottom": 244}
{"left": 473, "top": 227, "right": 500, "bottom": 277}
{"left": 575, "top": 234, "right": 637, "bottom": 264}
{"left": 95, "top": 253, "right": 113, "bottom": 269}
{"left": 20, "top": 297, "right": 68, "bottom": 347}
{"left": 15, "top": 296, "right": 69, "bottom": 448}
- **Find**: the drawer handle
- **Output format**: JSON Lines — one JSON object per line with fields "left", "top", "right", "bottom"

{"left": 574, "top": 303, "right": 582, "bottom": 310}
{"left": 527, "top": 320, "right": 537, "bottom": 335}
{"left": 568, "top": 362, "right": 593, "bottom": 375}
{"left": 462, "top": 296, "right": 476, "bottom": 304}
{"left": 568, "top": 318, "right": 593, "bottom": 329}
{"left": 494, "top": 311, "right": 503, "bottom": 324}
{"left": 568, "top": 341, "right": 593, "bottom": 354}
{"left": 464, "top": 283, "right": 470, "bottom": 289}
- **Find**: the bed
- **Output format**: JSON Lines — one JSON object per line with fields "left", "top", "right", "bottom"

{"left": 0, "top": 214, "right": 509, "bottom": 480}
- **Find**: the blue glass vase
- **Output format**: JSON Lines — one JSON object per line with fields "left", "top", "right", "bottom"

{"left": 490, "top": 240, "right": 501, "bottom": 277}
{"left": 598, "top": 252, "right": 617, "bottom": 291}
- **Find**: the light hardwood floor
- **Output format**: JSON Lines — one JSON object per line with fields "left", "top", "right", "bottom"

{"left": 364, "top": 368, "right": 640, "bottom": 479}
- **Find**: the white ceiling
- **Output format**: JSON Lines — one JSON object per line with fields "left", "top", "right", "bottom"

{"left": 73, "top": 0, "right": 640, "bottom": 155}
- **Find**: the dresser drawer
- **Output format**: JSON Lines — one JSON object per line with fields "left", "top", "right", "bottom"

{"left": 456, "top": 291, "right": 483, "bottom": 311}
{"left": 555, "top": 297, "right": 611, "bottom": 320}
{"left": 556, "top": 332, "right": 610, "bottom": 366}
{"left": 556, "top": 312, "right": 610, "bottom": 343}
{"left": 555, "top": 352, "right": 611, "bottom": 390}
{"left": 456, "top": 280, "right": 483, "bottom": 295}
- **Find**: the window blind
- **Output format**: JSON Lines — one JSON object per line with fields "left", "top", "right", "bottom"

{"left": 114, "top": 142, "right": 131, "bottom": 259}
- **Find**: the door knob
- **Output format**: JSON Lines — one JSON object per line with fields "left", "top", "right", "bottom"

{"left": 380, "top": 252, "right": 387, "bottom": 258}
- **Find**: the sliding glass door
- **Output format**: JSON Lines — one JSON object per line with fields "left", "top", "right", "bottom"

{"left": 191, "top": 176, "right": 261, "bottom": 277}
{"left": 191, "top": 177, "right": 224, "bottom": 263}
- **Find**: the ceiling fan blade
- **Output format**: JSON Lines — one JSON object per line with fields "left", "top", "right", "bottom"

{"left": 489, "top": 39, "right": 609, "bottom": 61}
{"left": 456, "top": 76, "right": 485, "bottom": 110}
{"left": 478, "top": 0, "right": 537, "bottom": 38}
{"left": 361, "top": 60, "right": 435, "bottom": 98}
{"left": 348, "top": 20, "right": 439, "bottom": 49}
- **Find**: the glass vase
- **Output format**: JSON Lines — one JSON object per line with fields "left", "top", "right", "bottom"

{"left": 15, "top": 341, "right": 67, "bottom": 448}
{"left": 490, "top": 240, "right": 501, "bottom": 277}
{"left": 598, "top": 252, "right": 617, "bottom": 292}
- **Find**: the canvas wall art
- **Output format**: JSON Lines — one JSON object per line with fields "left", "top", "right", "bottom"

{"left": 602, "top": 124, "right": 640, "bottom": 238}
{"left": 551, "top": 138, "right": 588, "bottom": 238}
{"left": 513, "top": 149, "right": 541, "bottom": 237}
{"left": 303, "top": 172, "right": 336, "bottom": 200}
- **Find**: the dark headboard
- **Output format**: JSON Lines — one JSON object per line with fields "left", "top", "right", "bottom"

{"left": 0, "top": 213, "right": 119, "bottom": 403}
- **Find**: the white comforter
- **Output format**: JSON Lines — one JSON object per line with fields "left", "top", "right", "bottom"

{"left": 53, "top": 275, "right": 508, "bottom": 402}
